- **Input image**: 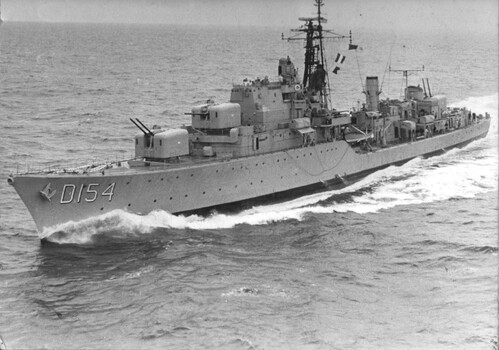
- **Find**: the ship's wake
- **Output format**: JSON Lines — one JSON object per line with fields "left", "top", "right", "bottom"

{"left": 44, "top": 94, "right": 498, "bottom": 245}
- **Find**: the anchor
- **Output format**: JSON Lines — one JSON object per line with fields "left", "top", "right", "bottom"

{"left": 39, "top": 183, "right": 57, "bottom": 202}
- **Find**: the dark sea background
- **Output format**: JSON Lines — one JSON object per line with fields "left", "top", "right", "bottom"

{"left": 0, "top": 18, "right": 497, "bottom": 350}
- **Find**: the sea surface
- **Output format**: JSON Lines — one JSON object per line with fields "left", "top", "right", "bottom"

{"left": 0, "top": 21, "right": 497, "bottom": 350}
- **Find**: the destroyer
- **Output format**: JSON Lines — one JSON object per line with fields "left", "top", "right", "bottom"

{"left": 8, "top": 0, "right": 491, "bottom": 238}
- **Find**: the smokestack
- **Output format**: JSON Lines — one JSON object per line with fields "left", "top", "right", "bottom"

{"left": 365, "top": 76, "right": 381, "bottom": 111}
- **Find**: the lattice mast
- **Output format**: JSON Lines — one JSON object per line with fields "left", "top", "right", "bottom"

{"left": 284, "top": 0, "right": 350, "bottom": 108}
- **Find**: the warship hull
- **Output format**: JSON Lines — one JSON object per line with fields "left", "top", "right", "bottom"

{"left": 9, "top": 118, "right": 490, "bottom": 237}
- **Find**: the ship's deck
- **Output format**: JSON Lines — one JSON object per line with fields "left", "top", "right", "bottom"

{"left": 12, "top": 117, "right": 490, "bottom": 178}
{"left": 14, "top": 154, "right": 221, "bottom": 177}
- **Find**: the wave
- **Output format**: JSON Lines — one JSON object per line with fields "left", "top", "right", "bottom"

{"left": 459, "top": 245, "right": 498, "bottom": 254}
{"left": 45, "top": 154, "right": 496, "bottom": 244}
{"left": 450, "top": 93, "right": 498, "bottom": 116}
{"left": 45, "top": 94, "right": 498, "bottom": 244}
{"left": 451, "top": 93, "right": 498, "bottom": 137}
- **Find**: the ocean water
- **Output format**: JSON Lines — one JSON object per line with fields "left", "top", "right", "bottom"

{"left": 0, "top": 21, "right": 497, "bottom": 349}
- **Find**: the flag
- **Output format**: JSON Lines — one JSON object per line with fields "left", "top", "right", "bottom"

{"left": 332, "top": 67, "right": 340, "bottom": 74}
{"left": 349, "top": 44, "right": 358, "bottom": 50}
{"left": 335, "top": 53, "right": 346, "bottom": 63}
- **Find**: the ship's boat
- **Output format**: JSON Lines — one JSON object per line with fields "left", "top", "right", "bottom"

{"left": 7, "top": 0, "right": 491, "bottom": 238}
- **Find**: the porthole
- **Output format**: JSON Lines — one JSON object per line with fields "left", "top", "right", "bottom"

{"left": 148, "top": 179, "right": 151, "bottom": 183}
{"left": 169, "top": 197, "right": 173, "bottom": 200}
{"left": 219, "top": 188, "right": 222, "bottom": 191}
{"left": 185, "top": 194, "right": 188, "bottom": 198}
{"left": 190, "top": 174, "right": 194, "bottom": 177}
{"left": 176, "top": 175, "right": 179, "bottom": 179}
{"left": 128, "top": 203, "right": 131, "bottom": 207}
{"left": 153, "top": 199, "right": 157, "bottom": 203}
{"left": 161, "top": 178, "right": 164, "bottom": 181}
{"left": 126, "top": 181, "right": 130, "bottom": 185}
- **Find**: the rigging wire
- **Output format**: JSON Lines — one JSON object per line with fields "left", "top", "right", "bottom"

{"left": 380, "top": 36, "right": 397, "bottom": 97}
{"left": 354, "top": 49, "right": 365, "bottom": 93}
{"left": 324, "top": 55, "right": 332, "bottom": 108}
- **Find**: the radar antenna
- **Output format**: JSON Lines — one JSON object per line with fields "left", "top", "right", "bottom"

{"left": 389, "top": 66, "right": 425, "bottom": 89}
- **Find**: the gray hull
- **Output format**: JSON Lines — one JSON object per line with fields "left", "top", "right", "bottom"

{"left": 8, "top": 118, "right": 490, "bottom": 237}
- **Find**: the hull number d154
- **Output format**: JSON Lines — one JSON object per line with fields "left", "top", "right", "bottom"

{"left": 60, "top": 183, "right": 116, "bottom": 204}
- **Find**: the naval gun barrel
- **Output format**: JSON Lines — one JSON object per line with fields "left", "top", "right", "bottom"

{"left": 130, "top": 118, "right": 153, "bottom": 136}
{"left": 135, "top": 118, "right": 154, "bottom": 135}
{"left": 130, "top": 118, "right": 148, "bottom": 135}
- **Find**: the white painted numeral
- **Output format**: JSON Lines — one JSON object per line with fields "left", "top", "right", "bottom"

{"left": 85, "top": 183, "right": 99, "bottom": 202}
{"left": 60, "top": 182, "right": 117, "bottom": 204}
{"left": 76, "top": 184, "right": 85, "bottom": 203}
{"left": 102, "top": 183, "right": 116, "bottom": 201}
{"left": 61, "top": 184, "right": 76, "bottom": 204}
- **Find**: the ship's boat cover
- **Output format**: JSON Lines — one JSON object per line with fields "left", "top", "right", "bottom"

{"left": 418, "top": 115, "right": 435, "bottom": 124}
{"left": 401, "top": 120, "right": 416, "bottom": 130}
